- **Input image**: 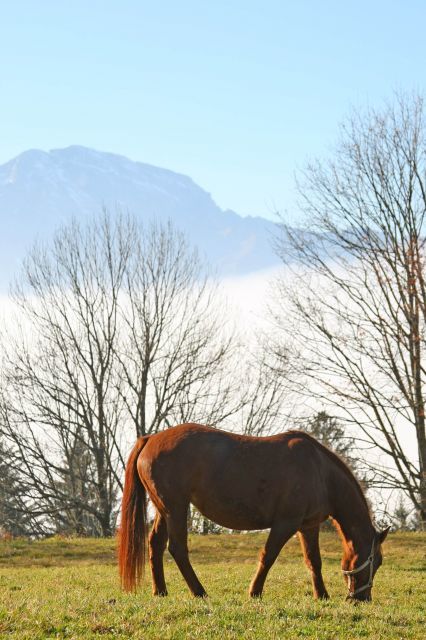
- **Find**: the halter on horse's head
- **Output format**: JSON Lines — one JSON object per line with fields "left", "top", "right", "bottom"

{"left": 342, "top": 528, "right": 390, "bottom": 601}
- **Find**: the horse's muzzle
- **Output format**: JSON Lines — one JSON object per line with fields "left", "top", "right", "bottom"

{"left": 346, "top": 591, "right": 372, "bottom": 603}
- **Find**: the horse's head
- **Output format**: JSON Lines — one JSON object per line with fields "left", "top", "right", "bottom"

{"left": 342, "top": 527, "right": 390, "bottom": 602}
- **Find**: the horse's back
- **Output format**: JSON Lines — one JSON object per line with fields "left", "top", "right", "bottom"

{"left": 137, "top": 423, "right": 331, "bottom": 530}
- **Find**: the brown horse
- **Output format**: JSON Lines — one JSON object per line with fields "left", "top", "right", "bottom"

{"left": 119, "top": 423, "right": 389, "bottom": 601}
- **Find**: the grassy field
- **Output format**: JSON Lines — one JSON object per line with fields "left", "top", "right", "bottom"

{"left": 0, "top": 531, "right": 424, "bottom": 639}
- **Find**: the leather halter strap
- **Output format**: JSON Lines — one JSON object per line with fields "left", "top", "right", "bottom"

{"left": 342, "top": 538, "right": 376, "bottom": 598}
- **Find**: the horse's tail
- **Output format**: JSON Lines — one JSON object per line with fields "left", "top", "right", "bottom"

{"left": 118, "top": 435, "right": 150, "bottom": 591}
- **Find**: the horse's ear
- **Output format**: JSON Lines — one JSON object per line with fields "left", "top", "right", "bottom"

{"left": 378, "top": 526, "right": 391, "bottom": 543}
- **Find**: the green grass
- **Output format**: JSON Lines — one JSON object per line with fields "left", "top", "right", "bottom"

{"left": 0, "top": 532, "right": 424, "bottom": 639}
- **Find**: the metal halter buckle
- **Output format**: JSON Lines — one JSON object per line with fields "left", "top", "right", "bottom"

{"left": 342, "top": 538, "right": 376, "bottom": 598}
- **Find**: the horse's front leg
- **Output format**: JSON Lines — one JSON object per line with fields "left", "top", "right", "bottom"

{"left": 249, "top": 518, "right": 301, "bottom": 598}
{"left": 298, "top": 525, "right": 329, "bottom": 599}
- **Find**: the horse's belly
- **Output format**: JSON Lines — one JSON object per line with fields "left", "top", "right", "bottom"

{"left": 190, "top": 490, "right": 273, "bottom": 531}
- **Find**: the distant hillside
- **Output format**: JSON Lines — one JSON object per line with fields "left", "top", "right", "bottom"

{"left": 0, "top": 146, "right": 280, "bottom": 289}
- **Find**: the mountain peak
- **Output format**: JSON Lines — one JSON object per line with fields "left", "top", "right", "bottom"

{"left": 50, "top": 145, "right": 128, "bottom": 164}
{"left": 0, "top": 146, "right": 279, "bottom": 289}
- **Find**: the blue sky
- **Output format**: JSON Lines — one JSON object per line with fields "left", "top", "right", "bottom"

{"left": 1, "top": 1, "right": 425, "bottom": 218}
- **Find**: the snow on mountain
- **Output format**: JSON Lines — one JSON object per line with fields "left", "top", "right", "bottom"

{"left": 0, "top": 146, "right": 280, "bottom": 289}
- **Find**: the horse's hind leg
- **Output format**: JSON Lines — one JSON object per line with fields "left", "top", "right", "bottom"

{"left": 166, "top": 507, "right": 207, "bottom": 597}
{"left": 298, "top": 525, "right": 329, "bottom": 599}
{"left": 149, "top": 511, "right": 168, "bottom": 596}
{"left": 249, "top": 518, "right": 300, "bottom": 597}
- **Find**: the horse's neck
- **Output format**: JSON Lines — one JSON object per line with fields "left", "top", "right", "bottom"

{"left": 331, "top": 467, "right": 375, "bottom": 560}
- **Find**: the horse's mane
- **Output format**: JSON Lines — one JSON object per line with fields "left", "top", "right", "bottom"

{"left": 285, "top": 429, "right": 370, "bottom": 514}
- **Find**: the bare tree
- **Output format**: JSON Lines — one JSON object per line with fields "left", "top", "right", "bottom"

{"left": 0, "top": 214, "right": 239, "bottom": 536}
{"left": 116, "top": 221, "right": 237, "bottom": 437}
{"left": 237, "top": 354, "right": 290, "bottom": 437}
{"left": 0, "top": 216, "right": 131, "bottom": 535}
{"left": 273, "top": 93, "right": 426, "bottom": 528}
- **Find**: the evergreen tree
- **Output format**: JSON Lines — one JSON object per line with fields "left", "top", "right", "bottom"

{"left": 0, "top": 439, "right": 31, "bottom": 537}
{"left": 52, "top": 436, "right": 111, "bottom": 536}
{"left": 301, "top": 411, "right": 358, "bottom": 467}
